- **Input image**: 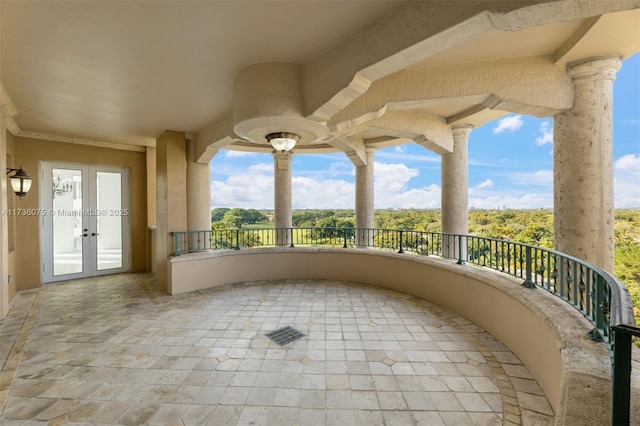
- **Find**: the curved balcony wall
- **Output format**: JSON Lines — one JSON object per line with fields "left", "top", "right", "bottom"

{"left": 168, "top": 247, "right": 634, "bottom": 425}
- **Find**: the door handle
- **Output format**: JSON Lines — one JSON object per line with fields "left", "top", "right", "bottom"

{"left": 91, "top": 232, "right": 99, "bottom": 236}
{"left": 83, "top": 228, "right": 88, "bottom": 237}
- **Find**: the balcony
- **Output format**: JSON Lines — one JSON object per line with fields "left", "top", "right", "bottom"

{"left": 0, "top": 229, "right": 637, "bottom": 425}
{"left": 167, "top": 228, "right": 640, "bottom": 424}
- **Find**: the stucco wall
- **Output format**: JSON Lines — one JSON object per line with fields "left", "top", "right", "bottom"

{"left": 5, "top": 130, "right": 17, "bottom": 301}
{"left": 13, "top": 136, "right": 148, "bottom": 288}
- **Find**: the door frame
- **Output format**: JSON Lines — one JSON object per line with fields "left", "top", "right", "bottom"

{"left": 40, "top": 161, "right": 131, "bottom": 283}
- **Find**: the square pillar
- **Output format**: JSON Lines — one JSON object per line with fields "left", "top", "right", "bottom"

{"left": 156, "top": 130, "right": 187, "bottom": 292}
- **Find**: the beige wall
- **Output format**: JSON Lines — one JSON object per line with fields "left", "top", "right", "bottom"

{"left": 5, "top": 130, "right": 17, "bottom": 300}
{"left": 13, "top": 136, "right": 148, "bottom": 288}
{"left": 146, "top": 147, "right": 157, "bottom": 273}
{"left": 0, "top": 123, "right": 10, "bottom": 317}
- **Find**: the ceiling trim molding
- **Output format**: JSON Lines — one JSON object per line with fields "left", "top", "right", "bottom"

{"left": 0, "top": 83, "right": 17, "bottom": 117}
{"left": 0, "top": 82, "right": 21, "bottom": 135}
{"left": 17, "top": 131, "right": 147, "bottom": 153}
{"left": 2, "top": 80, "right": 145, "bottom": 152}
{"left": 3, "top": 116, "right": 20, "bottom": 136}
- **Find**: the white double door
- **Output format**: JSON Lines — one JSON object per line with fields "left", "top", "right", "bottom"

{"left": 41, "top": 162, "right": 130, "bottom": 283}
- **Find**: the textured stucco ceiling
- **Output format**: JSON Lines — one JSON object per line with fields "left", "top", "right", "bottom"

{"left": 0, "top": 1, "right": 400, "bottom": 147}
{"left": 1, "top": 0, "right": 638, "bottom": 157}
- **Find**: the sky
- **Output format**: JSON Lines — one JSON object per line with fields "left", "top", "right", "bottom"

{"left": 210, "top": 53, "right": 640, "bottom": 210}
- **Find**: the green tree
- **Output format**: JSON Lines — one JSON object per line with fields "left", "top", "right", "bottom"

{"left": 292, "top": 211, "right": 318, "bottom": 227}
{"left": 221, "top": 209, "right": 245, "bottom": 228}
{"left": 245, "top": 209, "right": 268, "bottom": 224}
{"left": 211, "top": 207, "right": 230, "bottom": 222}
{"left": 520, "top": 224, "right": 554, "bottom": 248}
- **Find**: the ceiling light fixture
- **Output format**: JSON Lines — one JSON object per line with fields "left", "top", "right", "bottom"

{"left": 266, "top": 132, "right": 300, "bottom": 152}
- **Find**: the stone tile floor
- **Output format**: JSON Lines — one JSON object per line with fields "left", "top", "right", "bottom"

{"left": 0, "top": 274, "right": 554, "bottom": 425}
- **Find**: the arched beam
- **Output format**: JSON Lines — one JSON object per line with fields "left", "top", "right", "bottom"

{"left": 326, "top": 136, "right": 367, "bottom": 167}
{"left": 195, "top": 114, "right": 237, "bottom": 163}
{"left": 327, "top": 57, "right": 573, "bottom": 131}
{"left": 305, "top": 0, "right": 639, "bottom": 122}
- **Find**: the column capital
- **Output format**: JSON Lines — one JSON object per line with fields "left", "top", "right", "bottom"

{"left": 273, "top": 151, "right": 292, "bottom": 171}
{"left": 451, "top": 125, "right": 473, "bottom": 139}
{"left": 566, "top": 57, "right": 621, "bottom": 83}
{"left": 365, "top": 146, "right": 375, "bottom": 160}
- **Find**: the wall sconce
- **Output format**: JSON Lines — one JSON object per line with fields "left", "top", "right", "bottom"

{"left": 6, "top": 166, "right": 32, "bottom": 199}
{"left": 266, "top": 132, "right": 300, "bottom": 152}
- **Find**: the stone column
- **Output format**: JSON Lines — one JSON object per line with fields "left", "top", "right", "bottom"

{"left": 554, "top": 57, "right": 620, "bottom": 273}
{"left": 441, "top": 125, "right": 471, "bottom": 260}
{"left": 355, "top": 148, "right": 375, "bottom": 247}
{"left": 273, "top": 151, "right": 292, "bottom": 246}
{"left": 156, "top": 130, "right": 187, "bottom": 292}
{"left": 186, "top": 139, "right": 211, "bottom": 232}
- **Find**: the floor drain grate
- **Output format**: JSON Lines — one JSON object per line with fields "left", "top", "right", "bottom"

{"left": 265, "top": 326, "right": 305, "bottom": 346}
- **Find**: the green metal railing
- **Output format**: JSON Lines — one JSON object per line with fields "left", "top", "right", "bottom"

{"left": 170, "top": 227, "right": 638, "bottom": 425}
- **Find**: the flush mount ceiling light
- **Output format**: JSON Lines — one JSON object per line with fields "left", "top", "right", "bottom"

{"left": 266, "top": 132, "right": 300, "bottom": 152}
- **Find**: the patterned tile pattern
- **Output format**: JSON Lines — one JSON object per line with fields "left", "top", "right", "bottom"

{"left": 0, "top": 274, "right": 554, "bottom": 425}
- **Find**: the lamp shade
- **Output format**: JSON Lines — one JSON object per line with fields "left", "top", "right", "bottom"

{"left": 9, "top": 167, "right": 32, "bottom": 198}
{"left": 266, "top": 132, "right": 300, "bottom": 151}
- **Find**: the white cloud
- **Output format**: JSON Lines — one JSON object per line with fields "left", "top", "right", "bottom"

{"left": 211, "top": 160, "right": 442, "bottom": 209}
{"left": 535, "top": 121, "right": 553, "bottom": 146}
{"left": 211, "top": 163, "right": 273, "bottom": 208}
{"left": 470, "top": 193, "right": 553, "bottom": 209}
{"left": 507, "top": 169, "right": 553, "bottom": 186}
{"left": 374, "top": 162, "right": 419, "bottom": 193}
{"left": 247, "top": 163, "right": 272, "bottom": 174}
{"left": 468, "top": 171, "right": 553, "bottom": 209}
{"left": 209, "top": 155, "right": 637, "bottom": 209}
{"left": 224, "top": 150, "right": 261, "bottom": 158}
{"left": 292, "top": 177, "right": 354, "bottom": 209}
{"left": 328, "top": 161, "right": 355, "bottom": 176}
{"left": 394, "top": 145, "right": 406, "bottom": 153}
{"left": 293, "top": 161, "right": 353, "bottom": 179}
{"left": 493, "top": 115, "right": 523, "bottom": 134}
{"left": 614, "top": 154, "right": 640, "bottom": 207}
{"left": 615, "top": 154, "right": 640, "bottom": 171}
{"left": 376, "top": 151, "right": 440, "bottom": 163}
{"left": 376, "top": 185, "right": 441, "bottom": 209}
{"left": 476, "top": 179, "right": 494, "bottom": 189}
{"left": 372, "top": 162, "right": 440, "bottom": 208}
{"left": 621, "top": 118, "right": 640, "bottom": 125}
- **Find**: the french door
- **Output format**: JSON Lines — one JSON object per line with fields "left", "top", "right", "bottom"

{"left": 41, "top": 162, "right": 130, "bottom": 283}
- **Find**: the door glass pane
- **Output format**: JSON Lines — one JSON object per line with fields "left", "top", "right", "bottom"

{"left": 96, "top": 171, "right": 122, "bottom": 270}
{"left": 52, "top": 168, "right": 82, "bottom": 276}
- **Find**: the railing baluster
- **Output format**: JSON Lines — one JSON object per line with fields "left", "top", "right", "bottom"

{"left": 523, "top": 246, "right": 534, "bottom": 288}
